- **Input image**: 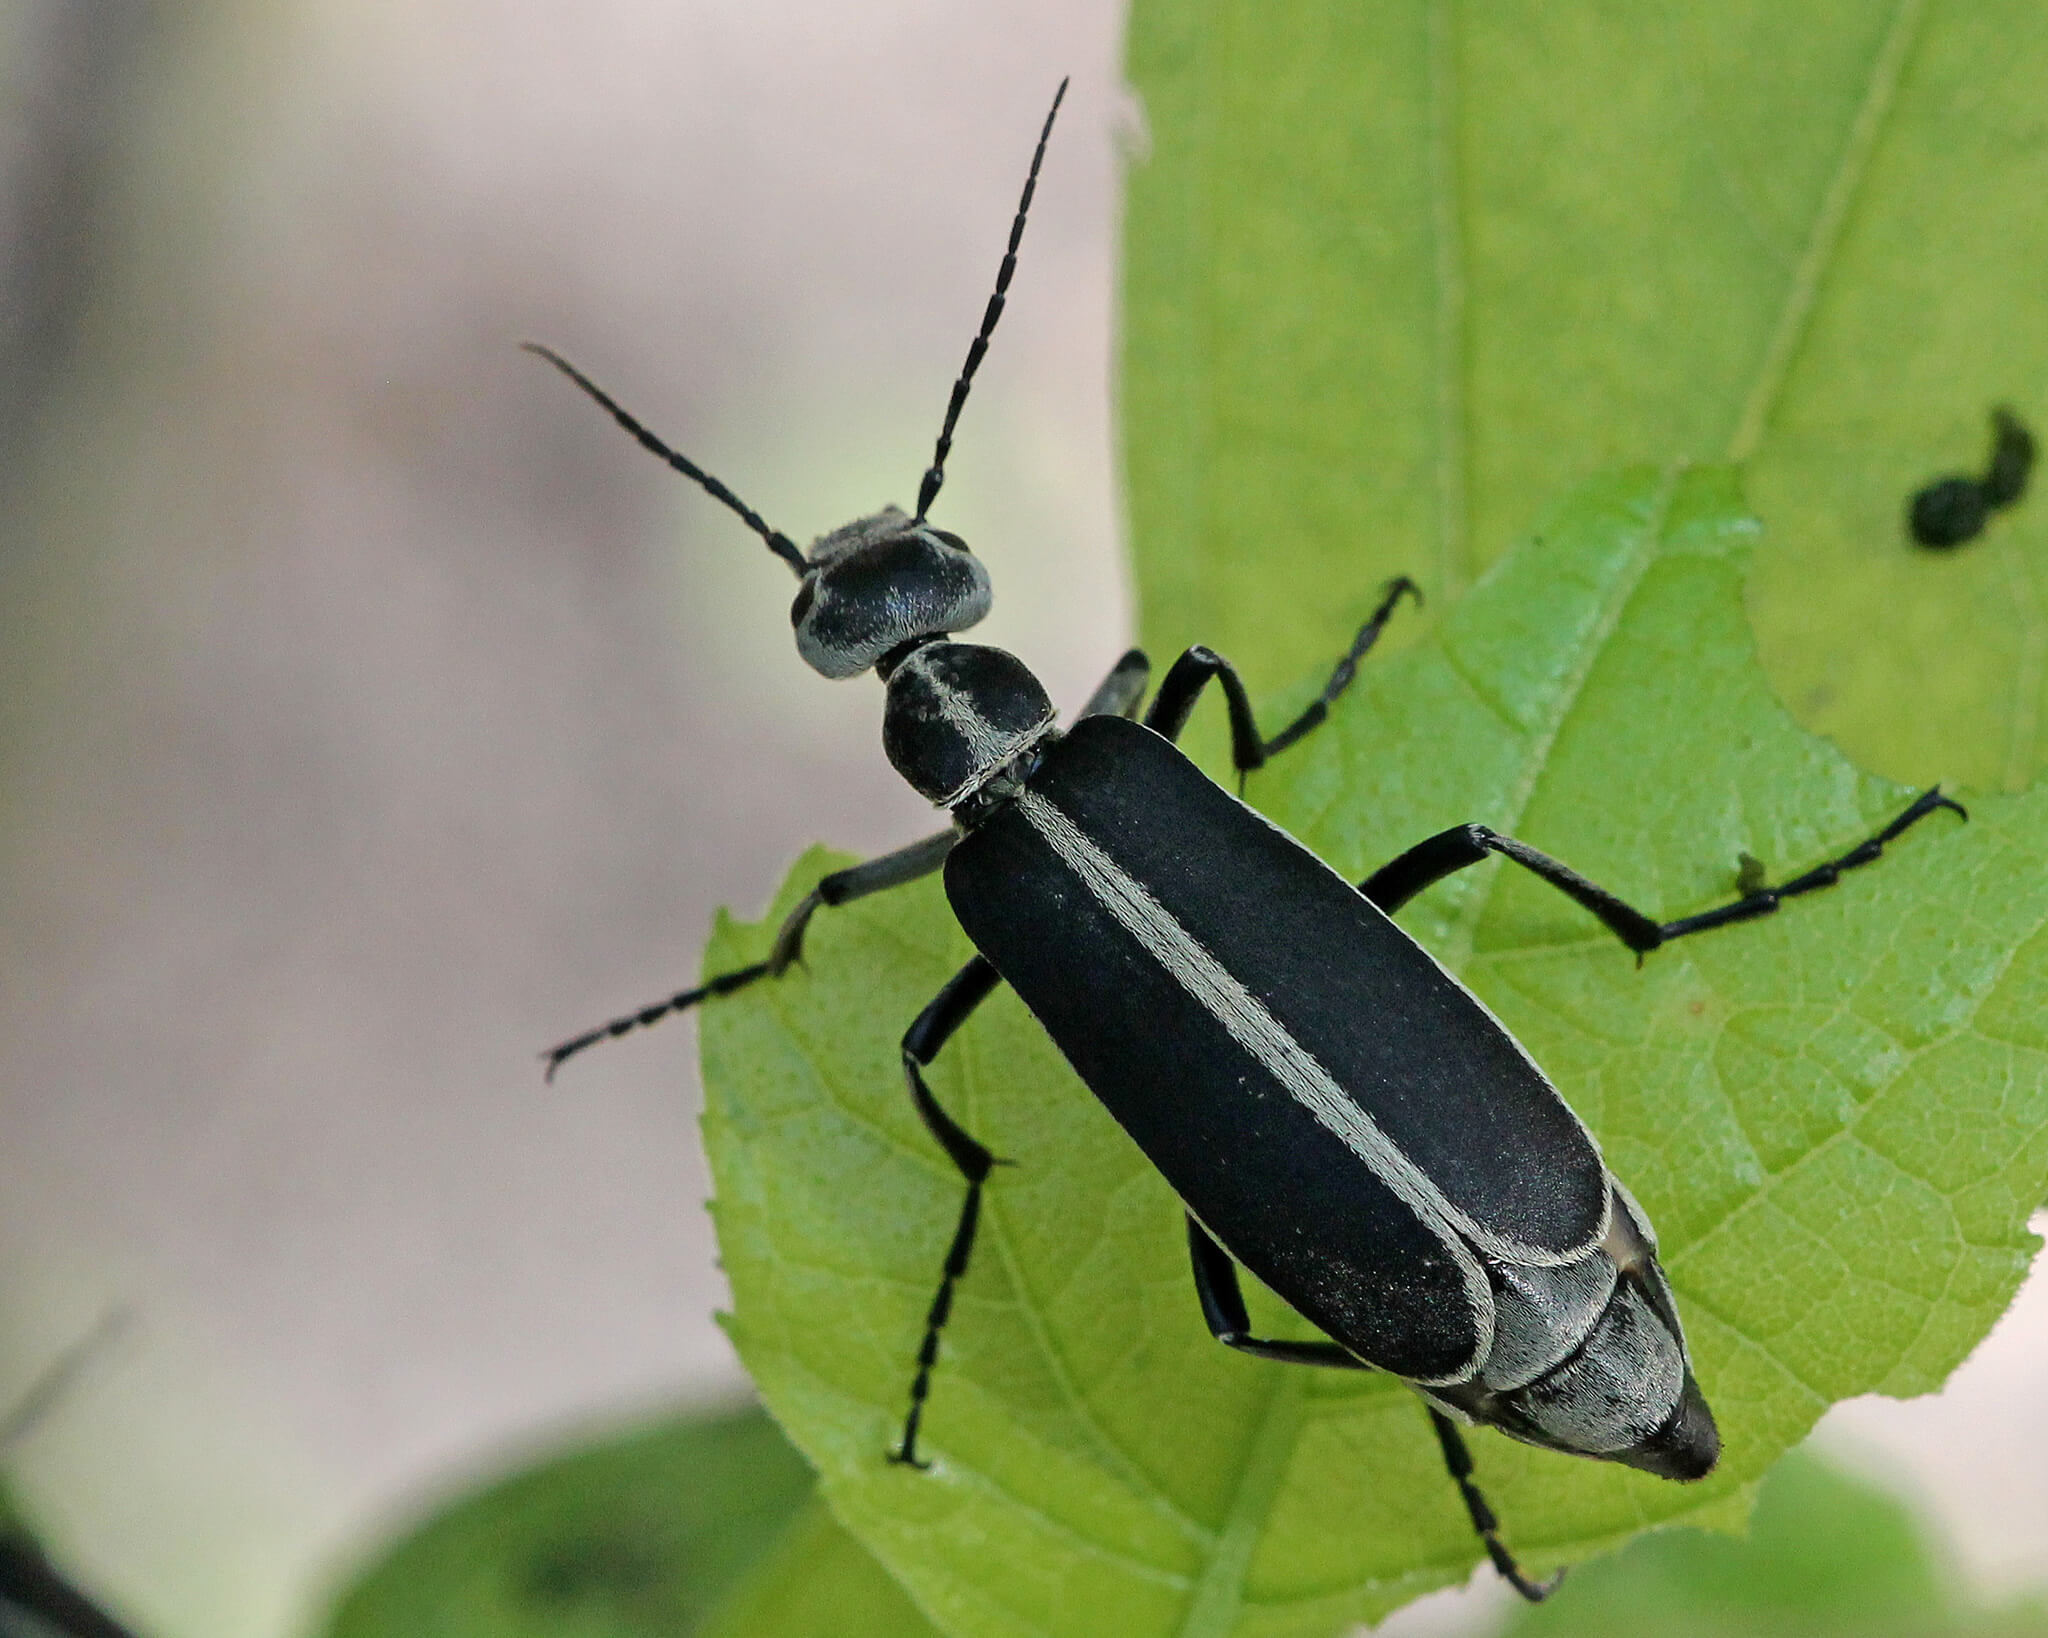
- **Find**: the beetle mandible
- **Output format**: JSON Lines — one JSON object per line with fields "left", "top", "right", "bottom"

{"left": 531, "top": 81, "right": 1964, "bottom": 1600}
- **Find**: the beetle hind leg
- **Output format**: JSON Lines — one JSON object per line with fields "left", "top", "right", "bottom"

{"left": 1428, "top": 1410, "right": 1565, "bottom": 1603}
{"left": 1188, "top": 1219, "right": 1558, "bottom": 1600}
{"left": 892, "top": 956, "right": 1007, "bottom": 1469}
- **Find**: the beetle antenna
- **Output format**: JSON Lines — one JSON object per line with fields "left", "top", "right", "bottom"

{"left": 522, "top": 342, "right": 808, "bottom": 577}
{"left": 913, "top": 77, "right": 1067, "bottom": 524}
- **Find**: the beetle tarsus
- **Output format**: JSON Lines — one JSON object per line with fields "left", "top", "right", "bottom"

{"left": 892, "top": 1177, "right": 982, "bottom": 1472}
{"left": 1429, "top": 1410, "right": 1561, "bottom": 1603}
{"left": 1145, "top": 577, "right": 1423, "bottom": 775}
{"left": 1654, "top": 786, "right": 1966, "bottom": 944}
{"left": 542, "top": 830, "right": 957, "bottom": 1079}
{"left": 541, "top": 959, "right": 773, "bottom": 1081}
{"left": 1261, "top": 575, "right": 1423, "bottom": 760}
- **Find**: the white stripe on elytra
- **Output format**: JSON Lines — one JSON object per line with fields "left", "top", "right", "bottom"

{"left": 1018, "top": 792, "right": 1495, "bottom": 1382}
{"left": 1019, "top": 788, "right": 1606, "bottom": 1365}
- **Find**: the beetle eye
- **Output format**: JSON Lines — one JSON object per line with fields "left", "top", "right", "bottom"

{"left": 788, "top": 576, "right": 816, "bottom": 629}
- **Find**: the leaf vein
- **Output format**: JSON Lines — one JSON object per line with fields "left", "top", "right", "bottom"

{"left": 1724, "top": 0, "right": 1926, "bottom": 460}
{"left": 1171, "top": 1373, "right": 1305, "bottom": 1638}
{"left": 1427, "top": 0, "right": 1469, "bottom": 597}
{"left": 964, "top": 1052, "right": 1221, "bottom": 1548}
{"left": 1446, "top": 467, "right": 1683, "bottom": 968}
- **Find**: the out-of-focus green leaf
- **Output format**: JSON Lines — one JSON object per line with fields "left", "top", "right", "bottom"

{"left": 697, "top": 1493, "right": 936, "bottom": 1638}
{"left": 0, "top": 1530, "right": 149, "bottom": 1638}
{"left": 700, "top": 466, "right": 2048, "bottom": 1636}
{"left": 1123, "top": 0, "right": 2048, "bottom": 790}
{"left": 319, "top": 1401, "right": 930, "bottom": 1638}
{"left": 1499, "top": 1449, "right": 2048, "bottom": 1638}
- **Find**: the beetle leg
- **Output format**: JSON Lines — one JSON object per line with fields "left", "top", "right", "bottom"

{"left": 1076, "top": 647, "right": 1151, "bottom": 721}
{"left": 1144, "top": 577, "right": 1421, "bottom": 778}
{"left": 1359, "top": 825, "right": 1664, "bottom": 952}
{"left": 1362, "top": 788, "right": 1964, "bottom": 959}
{"left": 1428, "top": 1410, "right": 1565, "bottom": 1603}
{"left": 1260, "top": 576, "right": 1422, "bottom": 757}
{"left": 542, "top": 828, "right": 956, "bottom": 1080}
{"left": 892, "top": 955, "right": 1007, "bottom": 1469}
{"left": 1188, "top": 1220, "right": 1558, "bottom": 1602}
{"left": 1142, "top": 645, "right": 1265, "bottom": 772}
{"left": 1185, "top": 1216, "right": 1367, "bottom": 1368}
{"left": 760, "top": 829, "right": 958, "bottom": 972}
{"left": 1651, "top": 787, "right": 1966, "bottom": 943}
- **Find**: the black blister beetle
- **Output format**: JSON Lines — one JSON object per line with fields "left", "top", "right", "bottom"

{"left": 534, "top": 83, "right": 1963, "bottom": 1599}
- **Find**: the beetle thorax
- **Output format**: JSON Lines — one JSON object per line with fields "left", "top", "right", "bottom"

{"left": 789, "top": 506, "right": 994, "bottom": 678}
{"left": 881, "top": 640, "right": 1056, "bottom": 810}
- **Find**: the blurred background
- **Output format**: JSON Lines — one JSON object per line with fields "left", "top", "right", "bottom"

{"left": 0, "top": 2, "right": 2042, "bottom": 1635}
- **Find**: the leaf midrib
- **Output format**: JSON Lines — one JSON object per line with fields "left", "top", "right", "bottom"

{"left": 1428, "top": 0, "right": 1469, "bottom": 600}
{"left": 1170, "top": 1372, "right": 1307, "bottom": 1638}
{"left": 963, "top": 1027, "right": 1220, "bottom": 1552}
{"left": 1723, "top": 0, "right": 1926, "bottom": 460}
{"left": 1440, "top": 466, "right": 1683, "bottom": 970}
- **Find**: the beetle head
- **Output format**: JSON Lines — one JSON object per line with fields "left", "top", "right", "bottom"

{"left": 790, "top": 507, "right": 994, "bottom": 679}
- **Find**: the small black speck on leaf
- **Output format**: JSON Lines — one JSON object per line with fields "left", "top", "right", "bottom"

{"left": 1908, "top": 406, "right": 2035, "bottom": 550}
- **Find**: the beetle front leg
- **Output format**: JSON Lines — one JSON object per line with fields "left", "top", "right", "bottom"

{"left": 892, "top": 955, "right": 1007, "bottom": 1469}
{"left": 1145, "top": 577, "right": 1420, "bottom": 776}
{"left": 543, "top": 828, "right": 956, "bottom": 1079}
{"left": 1360, "top": 788, "right": 1964, "bottom": 958}
{"left": 1076, "top": 647, "right": 1151, "bottom": 721}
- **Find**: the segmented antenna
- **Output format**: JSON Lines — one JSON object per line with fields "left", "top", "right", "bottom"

{"left": 522, "top": 342, "right": 808, "bottom": 576}
{"left": 914, "top": 77, "right": 1068, "bottom": 524}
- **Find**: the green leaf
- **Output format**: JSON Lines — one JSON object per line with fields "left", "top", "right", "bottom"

{"left": 1123, "top": 0, "right": 2048, "bottom": 789}
{"left": 700, "top": 465, "right": 2048, "bottom": 1636}
{"left": 319, "top": 1401, "right": 932, "bottom": 1638}
{"left": 697, "top": 1492, "right": 938, "bottom": 1638}
{"left": 1500, "top": 1449, "right": 2048, "bottom": 1638}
